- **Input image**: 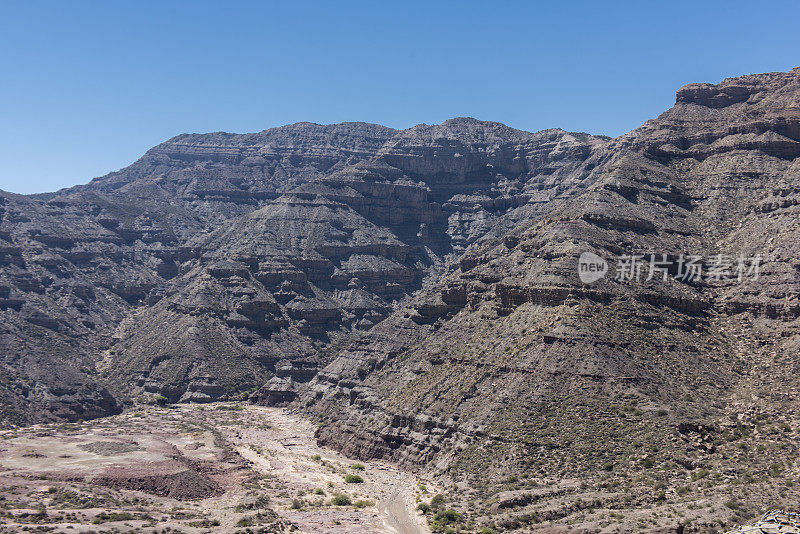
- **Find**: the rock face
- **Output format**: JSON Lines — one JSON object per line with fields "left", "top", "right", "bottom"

{"left": 94, "top": 120, "right": 606, "bottom": 405}
{"left": 0, "top": 119, "right": 605, "bottom": 423}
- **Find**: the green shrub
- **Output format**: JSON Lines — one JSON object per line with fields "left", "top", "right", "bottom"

{"left": 430, "top": 494, "right": 446, "bottom": 509}
{"left": 351, "top": 463, "right": 365, "bottom": 470}
{"left": 433, "top": 509, "right": 461, "bottom": 524}
{"left": 313, "top": 488, "right": 325, "bottom": 495}
{"left": 331, "top": 494, "right": 351, "bottom": 506}
{"left": 416, "top": 502, "right": 431, "bottom": 514}
{"left": 154, "top": 395, "right": 169, "bottom": 406}
{"left": 345, "top": 475, "right": 364, "bottom": 484}
{"left": 354, "top": 500, "right": 374, "bottom": 508}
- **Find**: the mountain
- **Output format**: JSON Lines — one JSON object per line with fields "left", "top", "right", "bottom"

{"left": 1, "top": 67, "right": 799, "bottom": 531}
{"left": 0, "top": 118, "right": 605, "bottom": 423}
{"left": 300, "top": 68, "right": 800, "bottom": 530}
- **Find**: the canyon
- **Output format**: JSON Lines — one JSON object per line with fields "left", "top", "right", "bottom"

{"left": 1, "top": 67, "right": 800, "bottom": 532}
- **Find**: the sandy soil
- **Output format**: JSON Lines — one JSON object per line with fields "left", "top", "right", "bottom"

{"left": 0, "top": 404, "right": 432, "bottom": 533}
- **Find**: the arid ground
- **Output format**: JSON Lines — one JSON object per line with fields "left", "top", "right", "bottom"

{"left": 0, "top": 404, "right": 433, "bottom": 533}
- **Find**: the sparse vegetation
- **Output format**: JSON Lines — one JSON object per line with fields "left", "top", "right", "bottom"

{"left": 331, "top": 494, "right": 351, "bottom": 506}
{"left": 92, "top": 511, "right": 134, "bottom": 524}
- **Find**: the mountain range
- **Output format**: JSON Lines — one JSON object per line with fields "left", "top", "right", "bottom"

{"left": 2, "top": 67, "right": 799, "bottom": 531}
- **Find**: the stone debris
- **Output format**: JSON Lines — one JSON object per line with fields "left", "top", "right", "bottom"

{"left": 727, "top": 510, "right": 800, "bottom": 534}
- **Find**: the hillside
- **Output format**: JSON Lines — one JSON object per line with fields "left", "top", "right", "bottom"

{"left": 300, "top": 68, "right": 800, "bottom": 531}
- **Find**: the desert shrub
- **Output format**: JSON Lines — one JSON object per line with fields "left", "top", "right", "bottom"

{"left": 331, "top": 494, "right": 351, "bottom": 506}
{"left": 351, "top": 463, "right": 365, "bottom": 470}
{"left": 345, "top": 475, "right": 364, "bottom": 484}
{"left": 641, "top": 457, "right": 656, "bottom": 468}
{"left": 188, "top": 519, "right": 220, "bottom": 527}
{"left": 433, "top": 509, "right": 461, "bottom": 524}
{"left": 154, "top": 395, "right": 169, "bottom": 406}
{"left": 430, "top": 494, "right": 446, "bottom": 509}
{"left": 92, "top": 512, "right": 134, "bottom": 524}
{"left": 235, "top": 494, "right": 270, "bottom": 513}
{"left": 417, "top": 502, "right": 431, "bottom": 514}
{"left": 214, "top": 403, "right": 244, "bottom": 411}
{"left": 236, "top": 516, "right": 254, "bottom": 527}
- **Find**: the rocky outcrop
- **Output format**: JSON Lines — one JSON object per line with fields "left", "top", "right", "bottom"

{"left": 249, "top": 376, "right": 297, "bottom": 406}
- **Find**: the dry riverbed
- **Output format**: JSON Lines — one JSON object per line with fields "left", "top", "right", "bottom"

{"left": 0, "top": 404, "right": 433, "bottom": 533}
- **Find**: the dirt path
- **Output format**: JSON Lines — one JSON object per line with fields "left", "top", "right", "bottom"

{"left": 379, "top": 482, "right": 427, "bottom": 534}
{"left": 221, "top": 406, "right": 431, "bottom": 534}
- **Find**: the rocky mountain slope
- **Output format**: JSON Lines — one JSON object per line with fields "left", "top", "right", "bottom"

{"left": 0, "top": 117, "right": 606, "bottom": 423}
{"left": 300, "top": 68, "right": 800, "bottom": 531}
{"left": 1, "top": 122, "right": 400, "bottom": 424}
{"left": 1, "top": 66, "right": 798, "bottom": 531}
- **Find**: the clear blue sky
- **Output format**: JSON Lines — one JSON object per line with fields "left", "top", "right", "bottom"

{"left": 1, "top": 1, "right": 799, "bottom": 194}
